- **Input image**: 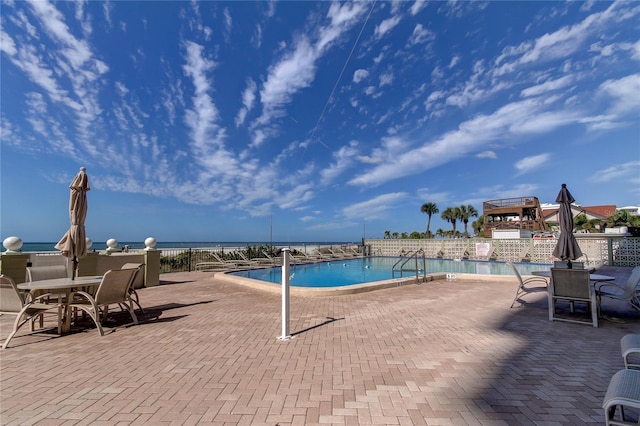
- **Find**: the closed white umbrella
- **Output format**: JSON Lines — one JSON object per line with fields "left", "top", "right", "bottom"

{"left": 55, "top": 167, "right": 90, "bottom": 279}
{"left": 552, "top": 183, "right": 583, "bottom": 268}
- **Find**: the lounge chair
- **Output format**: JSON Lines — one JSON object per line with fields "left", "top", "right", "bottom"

{"left": 260, "top": 250, "right": 281, "bottom": 265}
{"left": 549, "top": 268, "right": 598, "bottom": 327}
{"left": 69, "top": 269, "right": 138, "bottom": 336}
{"left": 596, "top": 266, "right": 640, "bottom": 317}
{"left": 508, "top": 262, "right": 548, "bottom": 308}
{"left": 620, "top": 334, "right": 640, "bottom": 370}
{"left": 602, "top": 369, "right": 640, "bottom": 426}
{"left": 1, "top": 275, "right": 58, "bottom": 349}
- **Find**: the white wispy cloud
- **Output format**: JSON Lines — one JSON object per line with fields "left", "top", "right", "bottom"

{"left": 521, "top": 75, "right": 574, "bottom": 97}
{"left": 408, "top": 24, "right": 434, "bottom": 45}
{"left": 476, "top": 151, "right": 497, "bottom": 159}
{"left": 342, "top": 192, "right": 409, "bottom": 221}
{"left": 236, "top": 78, "right": 257, "bottom": 127}
{"left": 374, "top": 16, "right": 401, "bottom": 39}
{"left": 349, "top": 97, "right": 573, "bottom": 187}
{"left": 410, "top": 1, "right": 428, "bottom": 16}
{"left": 599, "top": 73, "right": 640, "bottom": 114}
{"left": 514, "top": 153, "right": 551, "bottom": 175}
{"left": 252, "top": 1, "right": 367, "bottom": 145}
{"left": 353, "top": 69, "right": 369, "bottom": 83}
{"left": 590, "top": 161, "right": 640, "bottom": 183}
{"left": 321, "top": 141, "right": 359, "bottom": 185}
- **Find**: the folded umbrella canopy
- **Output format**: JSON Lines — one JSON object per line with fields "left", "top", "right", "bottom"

{"left": 55, "top": 167, "right": 90, "bottom": 279}
{"left": 552, "top": 183, "right": 582, "bottom": 268}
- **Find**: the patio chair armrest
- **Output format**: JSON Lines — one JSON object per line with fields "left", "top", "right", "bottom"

{"left": 595, "top": 282, "right": 623, "bottom": 292}
{"left": 69, "top": 290, "right": 95, "bottom": 303}
{"left": 523, "top": 276, "right": 548, "bottom": 286}
{"left": 25, "top": 293, "right": 57, "bottom": 306}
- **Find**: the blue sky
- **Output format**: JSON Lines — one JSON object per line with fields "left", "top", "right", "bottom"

{"left": 1, "top": 0, "right": 639, "bottom": 244}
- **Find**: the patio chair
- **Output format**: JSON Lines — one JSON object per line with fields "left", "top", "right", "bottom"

{"left": 603, "top": 369, "right": 640, "bottom": 426}
{"left": 508, "top": 262, "right": 548, "bottom": 308}
{"left": 596, "top": 266, "right": 640, "bottom": 318}
{"left": 620, "top": 334, "right": 640, "bottom": 370}
{"left": 0, "top": 275, "right": 58, "bottom": 349}
{"left": 120, "top": 263, "right": 145, "bottom": 314}
{"left": 25, "top": 265, "right": 70, "bottom": 326}
{"left": 69, "top": 269, "right": 138, "bottom": 336}
{"left": 549, "top": 268, "right": 598, "bottom": 327}
{"left": 26, "top": 265, "right": 69, "bottom": 281}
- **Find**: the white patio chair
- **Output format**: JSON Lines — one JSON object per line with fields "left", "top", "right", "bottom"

{"left": 0, "top": 275, "right": 58, "bottom": 349}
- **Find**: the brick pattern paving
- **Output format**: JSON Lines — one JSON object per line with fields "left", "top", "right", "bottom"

{"left": 1, "top": 266, "right": 638, "bottom": 425}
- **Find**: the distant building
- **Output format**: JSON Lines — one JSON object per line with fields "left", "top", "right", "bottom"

{"left": 542, "top": 204, "right": 617, "bottom": 230}
{"left": 618, "top": 205, "right": 640, "bottom": 216}
{"left": 482, "top": 196, "right": 548, "bottom": 238}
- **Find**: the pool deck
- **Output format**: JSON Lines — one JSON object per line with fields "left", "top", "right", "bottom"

{"left": 1, "top": 266, "right": 639, "bottom": 425}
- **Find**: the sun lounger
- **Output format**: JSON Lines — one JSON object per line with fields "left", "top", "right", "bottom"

{"left": 602, "top": 369, "right": 640, "bottom": 425}
{"left": 621, "top": 334, "right": 640, "bottom": 370}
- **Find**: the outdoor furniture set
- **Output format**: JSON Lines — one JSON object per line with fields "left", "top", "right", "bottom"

{"left": 509, "top": 264, "right": 640, "bottom": 328}
{"left": 0, "top": 263, "right": 144, "bottom": 348}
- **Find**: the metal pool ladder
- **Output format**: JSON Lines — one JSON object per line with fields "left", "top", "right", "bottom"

{"left": 392, "top": 249, "right": 427, "bottom": 283}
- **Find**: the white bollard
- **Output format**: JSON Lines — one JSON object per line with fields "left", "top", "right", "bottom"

{"left": 278, "top": 248, "right": 292, "bottom": 340}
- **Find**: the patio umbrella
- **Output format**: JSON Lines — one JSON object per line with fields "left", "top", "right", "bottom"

{"left": 55, "top": 167, "right": 90, "bottom": 279}
{"left": 552, "top": 183, "right": 582, "bottom": 268}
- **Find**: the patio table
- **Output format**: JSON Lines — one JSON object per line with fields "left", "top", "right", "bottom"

{"left": 531, "top": 270, "right": 615, "bottom": 283}
{"left": 18, "top": 276, "right": 102, "bottom": 333}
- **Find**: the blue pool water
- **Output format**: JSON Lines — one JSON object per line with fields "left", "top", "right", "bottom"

{"left": 231, "top": 257, "right": 550, "bottom": 288}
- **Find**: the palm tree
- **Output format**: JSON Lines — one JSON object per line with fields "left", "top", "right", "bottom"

{"left": 459, "top": 204, "right": 478, "bottom": 237}
{"left": 383, "top": 230, "right": 391, "bottom": 239}
{"left": 472, "top": 215, "right": 485, "bottom": 237}
{"left": 420, "top": 202, "right": 439, "bottom": 238}
{"left": 441, "top": 207, "right": 461, "bottom": 236}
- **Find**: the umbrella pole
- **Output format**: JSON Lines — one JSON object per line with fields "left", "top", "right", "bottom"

{"left": 72, "top": 257, "right": 77, "bottom": 280}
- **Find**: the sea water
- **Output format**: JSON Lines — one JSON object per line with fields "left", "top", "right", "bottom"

{"left": 17, "top": 241, "right": 351, "bottom": 252}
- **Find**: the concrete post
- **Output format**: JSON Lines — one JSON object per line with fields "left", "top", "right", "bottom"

{"left": 0, "top": 253, "right": 29, "bottom": 284}
{"left": 143, "top": 249, "right": 161, "bottom": 287}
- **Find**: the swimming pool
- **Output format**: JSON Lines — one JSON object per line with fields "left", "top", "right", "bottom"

{"left": 230, "top": 257, "right": 549, "bottom": 288}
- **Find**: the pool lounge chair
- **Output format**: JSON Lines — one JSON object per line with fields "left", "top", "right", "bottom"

{"left": 602, "top": 369, "right": 640, "bottom": 426}
{"left": 195, "top": 253, "right": 239, "bottom": 271}
{"left": 620, "top": 334, "right": 640, "bottom": 370}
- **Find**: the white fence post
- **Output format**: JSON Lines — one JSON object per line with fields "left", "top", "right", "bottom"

{"left": 278, "top": 248, "right": 292, "bottom": 340}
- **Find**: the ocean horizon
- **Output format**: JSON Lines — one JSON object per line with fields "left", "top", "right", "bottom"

{"left": 17, "top": 241, "right": 357, "bottom": 253}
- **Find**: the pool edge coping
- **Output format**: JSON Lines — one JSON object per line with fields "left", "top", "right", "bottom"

{"left": 214, "top": 270, "right": 520, "bottom": 296}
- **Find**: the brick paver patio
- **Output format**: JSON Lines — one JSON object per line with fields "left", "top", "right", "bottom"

{"left": 1, "top": 266, "right": 638, "bottom": 425}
